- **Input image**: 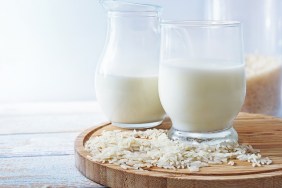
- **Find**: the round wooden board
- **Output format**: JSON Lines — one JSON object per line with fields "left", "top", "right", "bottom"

{"left": 75, "top": 113, "right": 282, "bottom": 188}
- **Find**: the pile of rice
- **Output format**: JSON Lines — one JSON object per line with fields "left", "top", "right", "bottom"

{"left": 242, "top": 54, "right": 282, "bottom": 115}
{"left": 85, "top": 129, "right": 272, "bottom": 172}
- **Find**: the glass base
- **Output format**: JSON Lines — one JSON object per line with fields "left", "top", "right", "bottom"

{"left": 168, "top": 127, "right": 238, "bottom": 145}
{"left": 112, "top": 119, "right": 163, "bottom": 129}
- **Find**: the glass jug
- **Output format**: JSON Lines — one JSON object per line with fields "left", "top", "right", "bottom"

{"left": 95, "top": 0, "right": 165, "bottom": 128}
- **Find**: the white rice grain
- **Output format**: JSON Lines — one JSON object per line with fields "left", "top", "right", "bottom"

{"left": 84, "top": 129, "right": 272, "bottom": 172}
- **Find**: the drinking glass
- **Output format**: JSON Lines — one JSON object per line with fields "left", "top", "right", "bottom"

{"left": 159, "top": 21, "right": 246, "bottom": 144}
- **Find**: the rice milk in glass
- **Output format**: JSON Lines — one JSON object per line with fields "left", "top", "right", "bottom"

{"left": 159, "top": 21, "right": 246, "bottom": 144}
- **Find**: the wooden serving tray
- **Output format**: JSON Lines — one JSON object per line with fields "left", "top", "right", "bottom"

{"left": 75, "top": 113, "right": 282, "bottom": 188}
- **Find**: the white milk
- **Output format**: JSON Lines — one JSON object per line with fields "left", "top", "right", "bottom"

{"left": 96, "top": 73, "right": 165, "bottom": 124}
{"left": 159, "top": 61, "right": 245, "bottom": 132}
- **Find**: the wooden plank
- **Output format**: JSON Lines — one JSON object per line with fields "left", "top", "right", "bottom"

{"left": 0, "top": 101, "right": 108, "bottom": 135}
{"left": 0, "top": 102, "right": 107, "bottom": 187}
{"left": 0, "top": 132, "right": 79, "bottom": 157}
{"left": 0, "top": 113, "right": 107, "bottom": 135}
{"left": 0, "top": 101, "right": 102, "bottom": 116}
{"left": 0, "top": 155, "right": 105, "bottom": 187}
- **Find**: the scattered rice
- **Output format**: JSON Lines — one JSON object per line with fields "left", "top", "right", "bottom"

{"left": 84, "top": 129, "right": 272, "bottom": 172}
{"left": 228, "top": 161, "right": 235, "bottom": 166}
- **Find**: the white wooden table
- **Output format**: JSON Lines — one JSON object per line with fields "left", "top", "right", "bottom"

{"left": 1, "top": 101, "right": 282, "bottom": 187}
{"left": 0, "top": 101, "right": 107, "bottom": 187}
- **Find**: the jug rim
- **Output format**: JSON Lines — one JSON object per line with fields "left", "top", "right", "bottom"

{"left": 100, "top": 0, "right": 162, "bottom": 13}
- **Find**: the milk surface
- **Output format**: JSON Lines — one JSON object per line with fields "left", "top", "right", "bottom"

{"left": 159, "top": 60, "right": 245, "bottom": 132}
{"left": 96, "top": 73, "right": 165, "bottom": 124}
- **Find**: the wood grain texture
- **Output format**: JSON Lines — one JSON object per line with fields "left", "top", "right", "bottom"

{"left": 0, "top": 155, "right": 105, "bottom": 188}
{"left": 0, "top": 113, "right": 106, "bottom": 135}
{"left": 0, "top": 102, "right": 107, "bottom": 187}
{"left": 0, "top": 132, "right": 78, "bottom": 158}
{"left": 75, "top": 113, "right": 282, "bottom": 188}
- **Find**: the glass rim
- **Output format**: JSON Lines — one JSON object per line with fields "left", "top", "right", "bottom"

{"left": 100, "top": 0, "right": 162, "bottom": 13}
{"left": 162, "top": 20, "right": 241, "bottom": 27}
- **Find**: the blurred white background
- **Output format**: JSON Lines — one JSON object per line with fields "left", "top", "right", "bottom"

{"left": 0, "top": 0, "right": 208, "bottom": 103}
